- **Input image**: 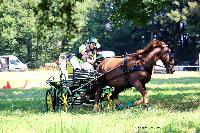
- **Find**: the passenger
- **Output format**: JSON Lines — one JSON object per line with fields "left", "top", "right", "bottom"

{"left": 68, "top": 36, "right": 101, "bottom": 71}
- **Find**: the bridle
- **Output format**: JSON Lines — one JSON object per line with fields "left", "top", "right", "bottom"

{"left": 159, "top": 50, "right": 175, "bottom": 72}
{"left": 131, "top": 48, "right": 174, "bottom": 73}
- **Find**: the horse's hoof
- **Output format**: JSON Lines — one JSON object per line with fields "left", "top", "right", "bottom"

{"left": 126, "top": 101, "right": 134, "bottom": 108}
{"left": 93, "top": 108, "right": 98, "bottom": 112}
{"left": 93, "top": 104, "right": 99, "bottom": 112}
{"left": 143, "top": 104, "right": 150, "bottom": 110}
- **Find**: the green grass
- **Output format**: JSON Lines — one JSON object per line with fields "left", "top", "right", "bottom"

{"left": 0, "top": 72, "right": 200, "bottom": 133}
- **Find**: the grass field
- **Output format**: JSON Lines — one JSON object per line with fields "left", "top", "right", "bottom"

{"left": 0, "top": 71, "right": 200, "bottom": 133}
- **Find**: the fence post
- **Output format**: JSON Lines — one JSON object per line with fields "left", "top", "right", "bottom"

{"left": 199, "top": 53, "right": 200, "bottom": 71}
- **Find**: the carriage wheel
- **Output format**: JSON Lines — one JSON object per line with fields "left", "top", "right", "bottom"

{"left": 101, "top": 86, "right": 113, "bottom": 111}
{"left": 46, "top": 89, "right": 54, "bottom": 112}
{"left": 106, "top": 93, "right": 112, "bottom": 111}
{"left": 97, "top": 101, "right": 101, "bottom": 111}
{"left": 59, "top": 92, "right": 69, "bottom": 112}
{"left": 101, "top": 93, "right": 112, "bottom": 111}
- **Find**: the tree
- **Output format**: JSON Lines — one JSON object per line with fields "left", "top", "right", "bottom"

{"left": 0, "top": 0, "right": 38, "bottom": 64}
{"left": 37, "top": 0, "right": 90, "bottom": 50}
{"left": 153, "top": 1, "right": 200, "bottom": 62}
{"left": 109, "top": 0, "right": 168, "bottom": 26}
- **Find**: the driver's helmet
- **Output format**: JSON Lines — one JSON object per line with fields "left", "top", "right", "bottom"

{"left": 86, "top": 36, "right": 101, "bottom": 50}
{"left": 88, "top": 36, "right": 98, "bottom": 44}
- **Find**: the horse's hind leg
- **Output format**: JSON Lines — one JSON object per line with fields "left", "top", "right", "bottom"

{"left": 110, "top": 87, "right": 127, "bottom": 110}
{"left": 142, "top": 82, "right": 147, "bottom": 91}
{"left": 110, "top": 87, "right": 121, "bottom": 105}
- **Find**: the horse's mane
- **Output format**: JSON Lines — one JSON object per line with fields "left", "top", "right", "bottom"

{"left": 136, "top": 40, "right": 165, "bottom": 55}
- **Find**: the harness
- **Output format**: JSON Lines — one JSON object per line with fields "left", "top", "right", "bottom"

{"left": 100, "top": 50, "right": 173, "bottom": 87}
{"left": 119, "top": 52, "right": 173, "bottom": 86}
{"left": 120, "top": 55, "right": 146, "bottom": 87}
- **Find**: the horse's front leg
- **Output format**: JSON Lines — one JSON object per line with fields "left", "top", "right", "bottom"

{"left": 132, "top": 80, "right": 149, "bottom": 106}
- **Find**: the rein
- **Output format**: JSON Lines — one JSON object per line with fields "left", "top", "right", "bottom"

{"left": 135, "top": 52, "right": 171, "bottom": 69}
{"left": 103, "top": 51, "right": 170, "bottom": 76}
{"left": 101, "top": 55, "right": 146, "bottom": 85}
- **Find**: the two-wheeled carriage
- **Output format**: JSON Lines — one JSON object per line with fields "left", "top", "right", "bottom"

{"left": 45, "top": 52, "right": 114, "bottom": 112}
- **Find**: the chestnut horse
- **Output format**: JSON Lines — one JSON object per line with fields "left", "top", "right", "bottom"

{"left": 94, "top": 40, "right": 175, "bottom": 111}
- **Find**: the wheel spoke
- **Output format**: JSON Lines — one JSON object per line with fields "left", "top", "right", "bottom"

{"left": 46, "top": 91, "right": 53, "bottom": 112}
{"left": 106, "top": 93, "right": 112, "bottom": 110}
{"left": 60, "top": 93, "right": 68, "bottom": 112}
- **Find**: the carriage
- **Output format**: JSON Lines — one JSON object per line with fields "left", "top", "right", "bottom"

{"left": 45, "top": 51, "right": 115, "bottom": 112}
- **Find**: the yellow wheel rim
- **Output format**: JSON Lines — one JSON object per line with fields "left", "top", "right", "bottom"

{"left": 47, "top": 94, "right": 53, "bottom": 112}
{"left": 107, "top": 93, "right": 112, "bottom": 110}
{"left": 60, "top": 93, "right": 68, "bottom": 112}
{"left": 97, "top": 101, "right": 101, "bottom": 110}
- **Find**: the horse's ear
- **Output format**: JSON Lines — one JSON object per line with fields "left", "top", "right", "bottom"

{"left": 152, "top": 40, "right": 159, "bottom": 48}
{"left": 159, "top": 41, "right": 167, "bottom": 48}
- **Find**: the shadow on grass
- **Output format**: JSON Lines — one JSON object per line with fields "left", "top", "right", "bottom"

{"left": 150, "top": 92, "right": 200, "bottom": 111}
{"left": 0, "top": 76, "right": 199, "bottom": 114}
{"left": 148, "top": 76, "right": 200, "bottom": 111}
{"left": 118, "top": 78, "right": 200, "bottom": 111}
{"left": 163, "top": 121, "right": 200, "bottom": 133}
{"left": 0, "top": 88, "right": 47, "bottom": 113}
{"left": 0, "top": 88, "right": 100, "bottom": 114}
{"left": 150, "top": 77, "right": 200, "bottom": 85}
{"left": 117, "top": 91, "right": 200, "bottom": 112}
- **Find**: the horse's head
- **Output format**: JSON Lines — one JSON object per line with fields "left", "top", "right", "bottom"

{"left": 159, "top": 42, "right": 175, "bottom": 74}
{"left": 135, "top": 40, "right": 175, "bottom": 74}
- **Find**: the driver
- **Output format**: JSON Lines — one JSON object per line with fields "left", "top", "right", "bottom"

{"left": 69, "top": 36, "right": 101, "bottom": 71}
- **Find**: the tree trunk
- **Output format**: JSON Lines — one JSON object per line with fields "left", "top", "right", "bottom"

{"left": 27, "top": 38, "right": 32, "bottom": 67}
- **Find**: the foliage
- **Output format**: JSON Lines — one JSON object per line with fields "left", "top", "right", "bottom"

{"left": 143, "top": 1, "right": 200, "bottom": 62}
{"left": 81, "top": 1, "right": 153, "bottom": 55}
{"left": 0, "top": 0, "right": 38, "bottom": 63}
{"left": 110, "top": 0, "right": 168, "bottom": 26}
{"left": 37, "top": 0, "right": 92, "bottom": 49}
{"left": 186, "top": 2, "right": 200, "bottom": 37}
{"left": 0, "top": 0, "right": 200, "bottom": 68}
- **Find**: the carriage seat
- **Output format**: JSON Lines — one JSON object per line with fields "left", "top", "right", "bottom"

{"left": 73, "top": 68, "right": 96, "bottom": 81}
{"left": 65, "top": 53, "right": 98, "bottom": 81}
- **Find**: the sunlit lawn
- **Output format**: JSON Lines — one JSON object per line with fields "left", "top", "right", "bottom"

{"left": 0, "top": 71, "right": 200, "bottom": 133}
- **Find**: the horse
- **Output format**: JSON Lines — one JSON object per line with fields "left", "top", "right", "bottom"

{"left": 93, "top": 40, "right": 175, "bottom": 111}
